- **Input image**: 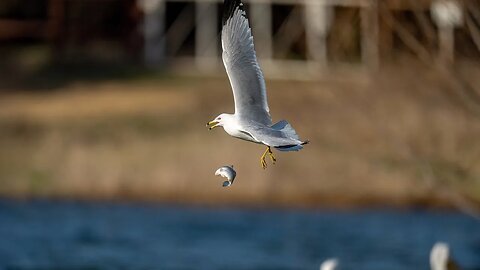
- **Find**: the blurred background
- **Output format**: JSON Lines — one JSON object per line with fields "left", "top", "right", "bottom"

{"left": 0, "top": 0, "right": 479, "bottom": 269}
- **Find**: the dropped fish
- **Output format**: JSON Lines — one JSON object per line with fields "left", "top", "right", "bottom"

{"left": 215, "top": 165, "right": 236, "bottom": 187}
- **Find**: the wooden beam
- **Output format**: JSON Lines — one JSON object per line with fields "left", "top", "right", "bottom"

{"left": 195, "top": 1, "right": 218, "bottom": 70}
{"left": 162, "top": 0, "right": 369, "bottom": 8}
{"left": 47, "top": 0, "right": 65, "bottom": 41}
{"left": 304, "top": 0, "right": 333, "bottom": 66}
{"left": 0, "top": 20, "right": 47, "bottom": 39}
{"left": 361, "top": 0, "right": 380, "bottom": 70}
{"left": 251, "top": 0, "right": 273, "bottom": 59}
{"left": 438, "top": 25, "right": 455, "bottom": 65}
{"left": 386, "top": 0, "right": 432, "bottom": 10}
{"left": 140, "top": 0, "right": 166, "bottom": 66}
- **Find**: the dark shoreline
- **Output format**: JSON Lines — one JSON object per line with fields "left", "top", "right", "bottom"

{"left": 1, "top": 192, "right": 477, "bottom": 213}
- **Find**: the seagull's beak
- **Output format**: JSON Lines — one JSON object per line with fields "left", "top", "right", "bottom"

{"left": 206, "top": 121, "right": 220, "bottom": 130}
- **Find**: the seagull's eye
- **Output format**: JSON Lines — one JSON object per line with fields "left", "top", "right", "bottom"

{"left": 218, "top": 118, "right": 222, "bottom": 120}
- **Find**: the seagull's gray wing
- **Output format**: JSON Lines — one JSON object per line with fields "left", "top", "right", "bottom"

{"left": 222, "top": 0, "right": 272, "bottom": 126}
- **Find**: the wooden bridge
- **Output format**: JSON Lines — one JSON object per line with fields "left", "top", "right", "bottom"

{"left": 1, "top": 0, "right": 479, "bottom": 79}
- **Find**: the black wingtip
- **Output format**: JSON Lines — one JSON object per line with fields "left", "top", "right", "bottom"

{"left": 302, "top": 140, "right": 310, "bottom": 145}
{"left": 222, "top": 0, "right": 246, "bottom": 26}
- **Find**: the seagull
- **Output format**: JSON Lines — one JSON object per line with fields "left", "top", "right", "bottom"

{"left": 320, "top": 258, "right": 338, "bottom": 270}
{"left": 206, "top": 0, "right": 308, "bottom": 169}
{"left": 430, "top": 242, "right": 461, "bottom": 270}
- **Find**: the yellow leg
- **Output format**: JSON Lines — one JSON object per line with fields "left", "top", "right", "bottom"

{"left": 268, "top": 147, "right": 276, "bottom": 164}
{"left": 260, "top": 146, "right": 276, "bottom": 169}
{"left": 260, "top": 147, "right": 269, "bottom": 169}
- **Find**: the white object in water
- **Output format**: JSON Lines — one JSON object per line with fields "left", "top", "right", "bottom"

{"left": 430, "top": 242, "right": 449, "bottom": 270}
{"left": 206, "top": 0, "right": 308, "bottom": 170}
{"left": 215, "top": 165, "right": 237, "bottom": 187}
{"left": 320, "top": 258, "right": 338, "bottom": 270}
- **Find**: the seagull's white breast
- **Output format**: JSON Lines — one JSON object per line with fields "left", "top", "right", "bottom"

{"left": 223, "top": 121, "right": 258, "bottom": 143}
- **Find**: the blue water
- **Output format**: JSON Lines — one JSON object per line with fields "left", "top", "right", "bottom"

{"left": 0, "top": 200, "right": 479, "bottom": 270}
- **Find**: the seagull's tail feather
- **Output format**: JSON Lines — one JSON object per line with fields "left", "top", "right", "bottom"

{"left": 271, "top": 120, "right": 300, "bottom": 140}
{"left": 275, "top": 140, "right": 309, "bottom": 152}
{"left": 271, "top": 120, "right": 308, "bottom": 152}
{"left": 275, "top": 144, "right": 303, "bottom": 152}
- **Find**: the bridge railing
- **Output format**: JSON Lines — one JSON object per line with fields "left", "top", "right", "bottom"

{"left": 139, "top": 0, "right": 379, "bottom": 79}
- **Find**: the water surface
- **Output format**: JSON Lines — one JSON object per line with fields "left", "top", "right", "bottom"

{"left": 0, "top": 200, "right": 479, "bottom": 270}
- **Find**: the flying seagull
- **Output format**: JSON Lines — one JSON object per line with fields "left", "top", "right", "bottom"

{"left": 206, "top": 0, "right": 308, "bottom": 169}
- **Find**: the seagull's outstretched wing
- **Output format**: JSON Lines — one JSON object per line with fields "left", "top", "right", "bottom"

{"left": 222, "top": 0, "right": 272, "bottom": 126}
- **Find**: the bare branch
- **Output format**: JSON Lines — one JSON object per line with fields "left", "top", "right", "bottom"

{"left": 379, "top": 3, "right": 432, "bottom": 64}
{"left": 408, "top": 0, "right": 437, "bottom": 48}
{"left": 465, "top": 2, "right": 480, "bottom": 51}
{"left": 466, "top": 1, "right": 480, "bottom": 26}
{"left": 439, "top": 66, "right": 480, "bottom": 118}
{"left": 466, "top": 13, "right": 480, "bottom": 52}
{"left": 400, "top": 132, "right": 480, "bottom": 221}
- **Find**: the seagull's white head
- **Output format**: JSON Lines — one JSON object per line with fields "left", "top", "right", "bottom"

{"left": 206, "top": 113, "right": 234, "bottom": 130}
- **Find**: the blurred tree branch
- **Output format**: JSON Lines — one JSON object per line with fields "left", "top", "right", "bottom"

{"left": 419, "top": 158, "right": 480, "bottom": 221}
{"left": 408, "top": 0, "right": 436, "bottom": 49}
{"left": 379, "top": 2, "right": 432, "bottom": 64}
{"left": 274, "top": 6, "right": 303, "bottom": 58}
{"left": 378, "top": 2, "right": 480, "bottom": 216}
{"left": 379, "top": 2, "right": 480, "bottom": 118}
{"left": 466, "top": 2, "right": 480, "bottom": 52}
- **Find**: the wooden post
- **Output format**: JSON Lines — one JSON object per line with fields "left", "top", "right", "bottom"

{"left": 195, "top": 1, "right": 218, "bottom": 71}
{"left": 361, "top": 0, "right": 379, "bottom": 70}
{"left": 47, "top": 0, "right": 64, "bottom": 40}
{"left": 431, "top": 0, "right": 463, "bottom": 66}
{"left": 141, "top": 0, "right": 166, "bottom": 67}
{"left": 47, "top": 0, "right": 65, "bottom": 59}
{"left": 251, "top": 0, "right": 273, "bottom": 59}
{"left": 378, "top": 18, "right": 393, "bottom": 60}
{"left": 304, "top": 0, "right": 333, "bottom": 67}
{"left": 438, "top": 25, "right": 455, "bottom": 64}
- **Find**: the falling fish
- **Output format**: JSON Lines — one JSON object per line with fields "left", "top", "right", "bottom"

{"left": 215, "top": 165, "right": 236, "bottom": 187}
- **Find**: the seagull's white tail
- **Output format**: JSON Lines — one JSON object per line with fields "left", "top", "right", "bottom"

{"left": 271, "top": 120, "right": 300, "bottom": 140}
{"left": 271, "top": 120, "right": 309, "bottom": 152}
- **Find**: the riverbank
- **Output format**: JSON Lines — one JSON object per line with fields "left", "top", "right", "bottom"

{"left": 0, "top": 65, "right": 479, "bottom": 210}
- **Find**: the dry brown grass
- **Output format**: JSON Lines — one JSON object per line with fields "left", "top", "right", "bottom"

{"left": 0, "top": 66, "right": 479, "bottom": 209}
